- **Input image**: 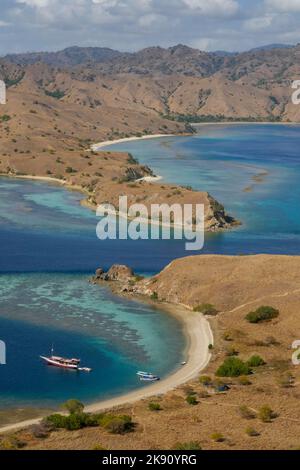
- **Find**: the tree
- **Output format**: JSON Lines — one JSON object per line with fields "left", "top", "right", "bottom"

{"left": 216, "top": 357, "right": 251, "bottom": 377}
{"left": 62, "top": 399, "right": 84, "bottom": 415}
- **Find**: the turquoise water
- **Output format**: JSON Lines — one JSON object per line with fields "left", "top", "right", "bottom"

{"left": 0, "top": 180, "right": 185, "bottom": 409}
{"left": 108, "top": 124, "right": 300, "bottom": 253}
{"left": 0, "top": 273, "right": 184, "bottom": 408}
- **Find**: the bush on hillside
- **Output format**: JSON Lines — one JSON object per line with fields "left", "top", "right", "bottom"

{"left": 245, "top": 306, "right": 279, "bottom": 324}
{"left": 148, "top": 402, "right": 162, "bottom": 411}
{"left": 258, "top": 405, "right": 276, "bottom": 423}
{"left": 193, "top": 303, "right": 218, "bottom": 315}
{"left": 216, "top": 357, "right": 251, "bottom": 377}
{"left": 247, "top": 355, "right": 265, "bottom": 367}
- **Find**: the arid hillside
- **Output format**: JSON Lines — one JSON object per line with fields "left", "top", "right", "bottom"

{"left": 2, "top": 43, "right": 300, "bottom": 122}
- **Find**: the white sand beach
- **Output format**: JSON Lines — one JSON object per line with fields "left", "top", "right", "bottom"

{"left": 0, "top": 305, "right": 213, "bottom": 434}
{"left": 91, "top": 134, "right": 174, "bottom": 151}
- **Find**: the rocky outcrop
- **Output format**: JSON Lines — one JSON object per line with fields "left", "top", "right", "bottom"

{"left": 205, "top": 194, "right": 240, "bottom": 231}
{"left": 92, "top": 264, "right": 135, "bottom": 283}
{"left": 124, "top": 165, "right": 154, "bottom": 182}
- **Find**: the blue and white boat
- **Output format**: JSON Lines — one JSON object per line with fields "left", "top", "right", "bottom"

{"left": 137, "top": 371, "right": 160, "bottom": 381}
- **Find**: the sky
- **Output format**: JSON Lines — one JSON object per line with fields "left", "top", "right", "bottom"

{"left": 0, "top": 0, "right": 299, "bottom": 55}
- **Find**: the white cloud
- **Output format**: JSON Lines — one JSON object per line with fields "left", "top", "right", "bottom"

{"left": 244, "top": 15, "right": 273, "bottom": 32}
{"left": 17, "top": 0, "right": 51, "bottom": 6}
{"left": 0, "top": 0, "right": 299, "bottom": 55}
{"left": 182, "top": 0, "right": 239, "bottom": 16}
{"left": 265, "top": 0, "right": 300, "bottom": 12}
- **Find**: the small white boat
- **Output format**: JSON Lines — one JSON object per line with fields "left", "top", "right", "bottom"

{"left": 137, "top": 371, "right": 151, "bottom": 377}
{"left": 78, "top": 367, "right": 92, "bottom": 372}
{"left": 137, "top": 371, "right": 160, "bottom": 381}
{"left": 140, "top": 375, "right": 160, "bottom": 382}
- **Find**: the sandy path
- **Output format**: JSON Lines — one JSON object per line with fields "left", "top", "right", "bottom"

{"left": 0, "top": 306, "right": 213, "bottom": 434}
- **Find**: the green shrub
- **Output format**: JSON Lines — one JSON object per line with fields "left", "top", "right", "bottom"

{"left": 211, "top": 432, "right": 224, "bottom": 442}
{"left": 246, "top": 306, "right": 279, "bottom": 324}
{"left": 44, "top": 89, "right": 65, "bottom": 99}
{"left": 65, "top": 413, "right": 85, "bottom": 431}
{"left": 238, "top": 405, "right": 256, "bottom": 420}
{"left": 193, "top": 303, "right": 218, "bottom": 315}
{"left": 148, "top": 402, "right": 162, "bottom": 411}
{"left": 199, "top": 375, "right": 212, "bottom": 386}
{"left": 98, "top": 414, "right": 133, "bottom": 434}
{"left": 247, "top": 355, "right": 265, "bottom": 367}
{"left": 186, "top": 394, "right": 198, "bottom": 406}
{"left": 45, "top": 413, "right": 68, "bottom": 429}
{"left": 245, "top": 427, "right": 260, "bottom": 437}
{"left": 258, "top": 405, "right": 275, "bottom": 423}
{"left": 65, "top": 166, "right": 77, "bottom": 174}
{"left": 81, "top": 413, "right": 100, "bottom": 427}
{"left": 104, "top": 416, "right": 133, "bottom": 434}
{"left": 0, "top": 435, "right": 26, "bottom": 450}
{"left": 216, "top": 357, "right": 251, "bottom": 377}
{"left": 150, "top": 291, "right": 158, "bottom": 300}
{"left": 0, "top": 114, "right": 11, "bottom": 122}
{"left": 173, "top": 441, "right": 202, "bottom": 450}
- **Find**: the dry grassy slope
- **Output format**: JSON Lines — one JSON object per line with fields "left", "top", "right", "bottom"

{"left": 2, "top": 42, "right": 300, "bottom": 122}
{"left": 142, "top": 255, "right": 300, "bottom": 310}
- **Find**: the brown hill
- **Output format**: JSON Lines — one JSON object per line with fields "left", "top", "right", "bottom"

{"left": 2, "top": 43, "right": 300, "bottom": 121}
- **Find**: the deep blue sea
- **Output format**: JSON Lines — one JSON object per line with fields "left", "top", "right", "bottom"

{"left": 1, "top": 123, "right": 300, "bottom": 411}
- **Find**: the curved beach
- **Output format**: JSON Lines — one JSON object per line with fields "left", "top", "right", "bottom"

{"left": 91, "top": 133, "right": 174, "bottom": 151}
{"left": 0, "top": 305, "right": 213, "bottom": 434}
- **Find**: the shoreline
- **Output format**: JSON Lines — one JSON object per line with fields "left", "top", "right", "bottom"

{"left": 0, "top": 302, "right": 213, "bottom": 434}
{"left": 91, "top": 133, "right": 175, "bottom": 151}
{"left": 192, "top": 121, "right": 300, "bottom": 126}
{"left": 90, "top": 123, "right": 300, "bottom": 155}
